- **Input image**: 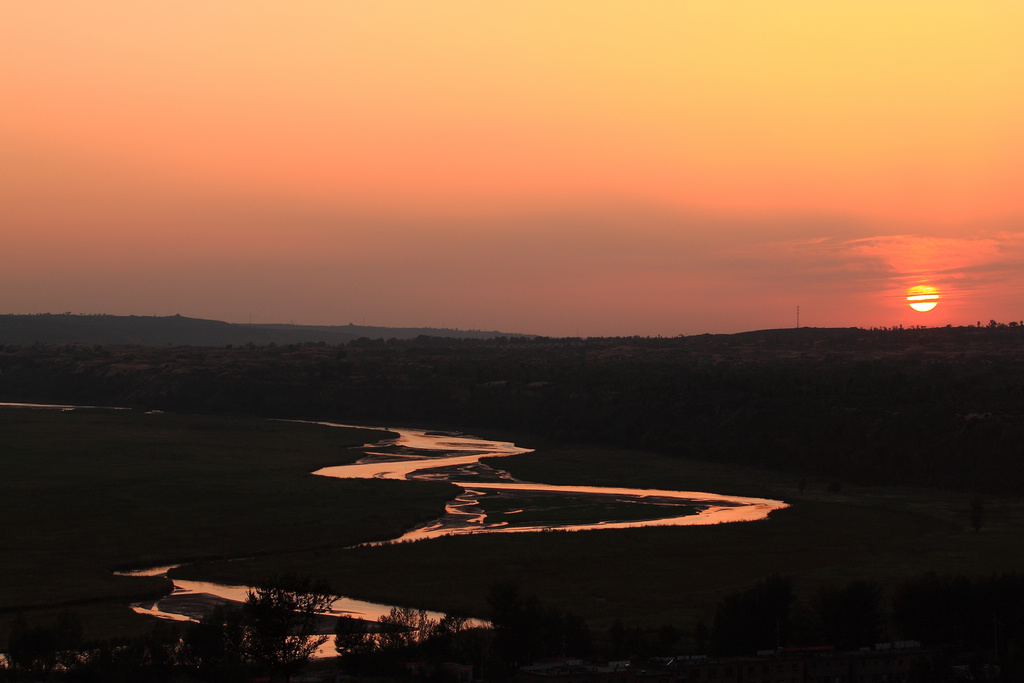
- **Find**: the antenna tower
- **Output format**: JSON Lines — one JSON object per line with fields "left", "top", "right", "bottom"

{"left": 796, "top": 305, "right": 800, "bottom": 329}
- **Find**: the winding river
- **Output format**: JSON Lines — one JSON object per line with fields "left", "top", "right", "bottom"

{"left": 6, "top": 405, "right": 785, "bottom": 631}
{"left": 130, "top": 424, "right": 785, "bottom": 629}
{"left": 313, "top": 423, "right": 786, "bottom": 542}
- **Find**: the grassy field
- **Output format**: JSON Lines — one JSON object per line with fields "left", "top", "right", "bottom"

{"left": 176, "top": 440, "right": 1024, "bottom": 644}
{"left": 0, "top": 408, "right": 453, "bottom": 642}
{"left": 475, "top": 491, "right": 698, "bottom": 527}
{"left": 5, "top": 408, "right": 1024, "bottom": 651}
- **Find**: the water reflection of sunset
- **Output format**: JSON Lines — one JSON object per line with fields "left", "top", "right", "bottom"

{"left": 313, "top": 425, "right": 787, "bottom": 544}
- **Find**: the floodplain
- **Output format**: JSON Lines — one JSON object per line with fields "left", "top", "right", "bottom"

{"left": 4, "top": 405, "right": 1024, "bottom": 650}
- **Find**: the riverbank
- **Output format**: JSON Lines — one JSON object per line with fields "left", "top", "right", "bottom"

{"left": 311, "top": 425, "right": 785, "bottom": 543}
{"left": 117, "top": 424, "right": 783, "bottom": 630}
{"left": 0, "top": 409, "right": 453, "bottom": 643}
{"left": 175, "top": 439, "right": 1024, "bottom": 640}
{"left": 6, "top": 407, "right": 1024, "bottom": 652}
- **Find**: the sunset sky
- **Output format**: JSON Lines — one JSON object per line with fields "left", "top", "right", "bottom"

{"left": 3, "top": 2, "right": 1023, "bottom": 336}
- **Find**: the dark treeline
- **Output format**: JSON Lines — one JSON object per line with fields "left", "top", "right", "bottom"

{"left": 707, "top": 576, "right": 890, "bottom": 656}
{"left": 600, "top": 571, "right": 1024, "bottom": 680}
{"left": 334, "top": 583, "right": 590, "bottom": 679}
{"left": 9, "top": 572, "right": 1024, "bottom": 681}
{"left": 2, "top": 579, "right": 586, "bottom": 682}
{"left": 5, "top": 575, "right": 338, "bottom": 683}
{"left": 3, "top": 324, "right": 1024, "bottom": 493}
{"left": 0, "top": 313, "right": 521, "bottom": 347}
{"left": 704, "top": 572, "right": 1024, "bottom": 679}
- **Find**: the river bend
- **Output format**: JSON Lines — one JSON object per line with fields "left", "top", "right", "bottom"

{"left": 312, "top": 424, "right": 786, "bottom": 543}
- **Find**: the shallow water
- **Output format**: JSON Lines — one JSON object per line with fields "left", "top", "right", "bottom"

{"left": 312, "top": 424, "right": 787, "bottom": 543}
{"left": 125, "top": 425, "right": 785, "bottom": 629}
{"left": 120, "top": 567, "right": 449, "bottom": 660}
{"left": 4, "top": 400, "right": 788, "bottom": 661}
{"left": 121, "top": 565, "right": 445, "bottom": 626}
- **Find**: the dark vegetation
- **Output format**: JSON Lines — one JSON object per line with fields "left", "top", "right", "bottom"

{"left": 9, "top": 572, "right": 1024, "bottom": 681}
{"left": 700, "top": 572, "right": 1024, "bottom": 675}
{"left": 185, "top": 574, "right": 336, "bottom": 682}
{"left": 0, "top": 411, "right": 452, "bottom": 637}
{"left": 5, "top": 575, "right": 335, "bottom": 682}
{"left": 4, "top": 324, "right": 1024, "bottom": 679}
{"left": 335, "top": 604, "right": 493, "bottom": 679}
{"left": 1, "top": 576, "right": 586, "bottom": 681}
{"left": 0, "top": 313, "right": 520, "bottom": 347}
{"left": 182, "top": 474, "right": 1024, "bottom": 640}
{"left": 3, "top": 324, "right": 1024, "bottom": 495}
{"left": 475, "top": 492, "right": 697, "bottom": 527}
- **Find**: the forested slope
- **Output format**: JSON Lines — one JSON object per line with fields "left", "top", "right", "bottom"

{"left": 3, "top": 324, "right": 1023, "bottom": 494}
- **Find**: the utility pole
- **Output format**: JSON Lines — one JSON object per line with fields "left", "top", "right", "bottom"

{"left": 796, "top": 305, "right": 800, "bottom": 329}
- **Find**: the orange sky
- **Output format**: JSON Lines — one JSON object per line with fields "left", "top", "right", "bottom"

{"left": 3, "top": 2, "right": 1023, "bottom": 336}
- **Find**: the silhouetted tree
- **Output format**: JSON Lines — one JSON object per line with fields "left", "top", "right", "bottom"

{"left": 6, "top": 609, "right": 82, "bottom": 678}
{"left": 178, "top": 574, "right": 335, "bottom": 681}
{"left": 334, "top": 614, "right": 372, "bottom": 655}
{"left": 334, "top": 614, "right": 374, "bottom": 674}
{"left": 335, "top": 607, "right": 482, "bottom": 677}
{"left": 242, "top": 574, "right": 336, "bottom": 680}
{"left": 375, "top": 606, "right": 435, "bottom": 655}
{"left": 811, "top": 580, "right": 884, "bottom": 649}
{"left": 487, "top": 582, "right": 591, "bottom": 669}
{"left": 606, "top": 619, "right": 681, "bottom": 661}
{"left": 181, "top": 603, "right": 249, "bottom": 680}
{"left": 711, "top": 575, "right": 794, "bottom": 655}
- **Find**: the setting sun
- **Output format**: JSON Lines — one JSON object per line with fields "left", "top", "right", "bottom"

{"left": 2, "top": 3, "right": 1024, "bottom": 334}
{"left": 907, "top": 286, "right": 939, "bottom": 312}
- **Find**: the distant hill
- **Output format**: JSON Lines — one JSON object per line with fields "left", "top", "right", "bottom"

{"left": 0, "top": 313, "right": 527, "bottom": 346}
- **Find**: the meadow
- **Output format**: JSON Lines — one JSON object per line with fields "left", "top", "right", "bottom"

{"left": 178, "top": 434, "right": 1024, "bottom": 645}
{"left": 4, "top": 406, "right": 1024, "bottom": 652}
{"left": 0, "top": 409, "right": 452, "bottom": 643}
{"left": 474, "top": 491, "right": 698, "bottom": 528}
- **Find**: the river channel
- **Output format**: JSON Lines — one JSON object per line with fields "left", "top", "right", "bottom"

{"left": 130, "top": 423, "right": 785, "bottom": 628}
{"left": 5, "top": 403, "right": 787, "bottom": 652}
{"left": 313, "top": 423, "right": 787, "bottom": 541}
